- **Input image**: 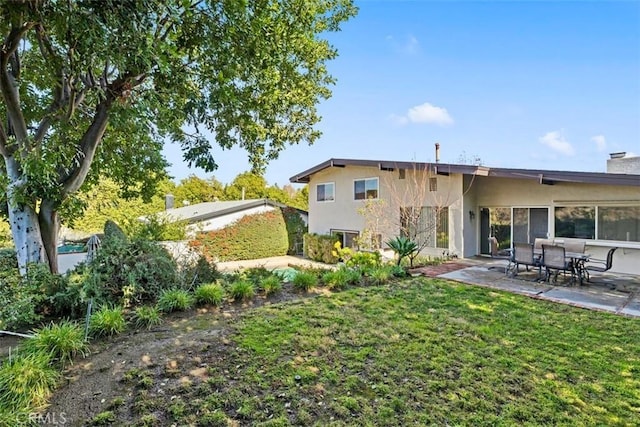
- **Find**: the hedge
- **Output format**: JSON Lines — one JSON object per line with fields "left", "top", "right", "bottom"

{"left": 191, "top": 209, "right": 290, "bottom": 261}
{"left": 303, "top": 233, "right": 339, "bottom": 264}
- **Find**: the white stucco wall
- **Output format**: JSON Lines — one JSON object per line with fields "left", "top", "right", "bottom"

{"left": 307, "top": 165, "right": 639, "bottom": 274}
{"left": 308, "top": 165, "right": 465, "bottom": 257}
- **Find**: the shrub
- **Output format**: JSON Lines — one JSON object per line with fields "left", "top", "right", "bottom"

{"left": 229, "top": 280, "right": 255, "bottom": 302}
{"left": 386, "top": 236, "right": 418, "bottom": 266}
{"left": 367, "top": 265, "right": 393, "bottom": 286}
{"left": 133, "top": 306, "right": 162, "bottom": 329}
{"left": 389, "top": 264, "right": 408, "bottom": 278}
{"left": 181, "top": 254, "right": 221, "bottom": 287}
{"left": 346, "top": 250, "right": 381, "bottom": 272}
{"left": 261, "top": 276, "right": 283, "bottom": 295}
{"left": 86, "top": 228, "right": 180, "bottom": 306}
{"left": 22, "top": 321, "right": 88, "bottom": 364}
{"left": 126, "top": 213, "right": 187, "bottom": 241}
{"left": 0, "top": 351, "right": 59, "bottom": 413}
{"left": 157, "top": 289, "right": 194, "bottom": 313}
{"left": 242, "top": 266, "right": 273, "bottom": 289}
{"left": 0, "top": 263, "right": 48, "bottom": 330}
{"left": 194, "top": 283, "right": 225, "bottom": 306}
{"left": 282, "top": 207, "right": 308, "bottom": 255}
{"left": 303, "top": 233, "right": 339, "bottom": 264}
{"left": 90, "top": 306, "right": 127, "bottom": 337}
{"left": 292, "top": 271, "right": 318, "bottom": 291}
{"left": 0, "top": 247, "right": 17, "bottom": 270}
{"left": 322, "top": 268, "right": 352, "bottom": 290}
{"left": 191, "top": 210, "right": 289, "bottom": 261}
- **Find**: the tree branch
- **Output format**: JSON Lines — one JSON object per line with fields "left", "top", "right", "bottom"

{"left": 60, "top": 97, "right": 113, "bottom": 197}
{"left": 0, "top": 120, "right": 9, "bottom": 157}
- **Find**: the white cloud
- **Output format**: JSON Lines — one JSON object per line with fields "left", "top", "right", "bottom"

{"left": 539, "top": 130, "right": 575, "bottom": 156}
{"left": 591, "top": 134, "right": 607, "bottom": 151}
{"left": 407, "top": 102, "right": 454, "bottom": 126}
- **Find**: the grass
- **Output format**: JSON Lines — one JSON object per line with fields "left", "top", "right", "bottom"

{"left": 229, "top": 280, "right": 255, "bottom": 302}
{"left": 156, "top": 288, "right": 194, "bottom": 313}
{"left": 89, "top": 306, "right": 127, "bottom": 337}
{"left": 141, "top": 277, "right": 640, "bottom": 426}
{"left": 22, "top": 320, "right": 88, "bottom": 363}
{"left": 194, "top": 283, "right": 225, "bottom": 306}
{"left": 292, "top": 271, "right": 318, "bottom": 291}
{"left": 261, "top": 275, "right": 283, "bottom": 295}
{"left": 133, "top": 305, "right": 162, "bottom": 330}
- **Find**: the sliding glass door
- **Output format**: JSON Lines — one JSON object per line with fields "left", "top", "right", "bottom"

{"left": 513, "top": 207, "right": 549, "bottom": 244}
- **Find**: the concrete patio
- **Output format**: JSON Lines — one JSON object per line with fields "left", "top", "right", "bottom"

{"left": 433, "top": 257, "right": 640, "bottom": 318}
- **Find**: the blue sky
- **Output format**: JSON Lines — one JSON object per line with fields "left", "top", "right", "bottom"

{"left": 163, "top": 0, "right": 640, "bottom": 187}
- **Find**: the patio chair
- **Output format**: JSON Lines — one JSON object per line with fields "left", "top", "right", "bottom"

{"left": 542, "top": 244, "right": 574, "bottom": 284}
{"left": 584, "top": 247, "right": 618, "bottom": 283}
{"left": 488, "top": 236, "right": 513, "bottom": 274}
{"left": 563, "top": 240, "right": 586, "bottom": 254}
{"left": 512, "top": 242, "right": 541, "bottom": 278}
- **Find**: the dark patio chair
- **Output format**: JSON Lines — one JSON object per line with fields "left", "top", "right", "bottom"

{"left": 511, "top": 242, "right": 541, "bottom": 278}
{"left": 585, "top": 247, "right": 618, "bottom": 283}
{"left": 488, "top": 236, "right": 513, "bottom": 274}
{"left": 542, "top": 244, "right": 574, "bottom": 284}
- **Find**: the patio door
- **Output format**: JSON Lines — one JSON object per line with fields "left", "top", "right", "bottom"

{"left": 480, "top": 207, "right": 512, "bottom": 255}
{"left": 513, "top": 207, "right": 549, "bottom": 244}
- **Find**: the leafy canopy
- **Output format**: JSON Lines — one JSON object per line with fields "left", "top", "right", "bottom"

{"left": 0, "top": 0, "right": 356, "bottom": 212}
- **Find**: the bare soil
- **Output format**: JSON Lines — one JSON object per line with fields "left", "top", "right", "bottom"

{"left": 38, "top": 286, "right": 319, "bottom": 426}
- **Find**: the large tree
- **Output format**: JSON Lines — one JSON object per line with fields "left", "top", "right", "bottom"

{"left": 0, "top": 0, "right": 356, "bottom": 273}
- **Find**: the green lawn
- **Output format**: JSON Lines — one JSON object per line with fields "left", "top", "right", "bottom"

{"left": 131, "top": 278, "right": 640, "bottom": 426}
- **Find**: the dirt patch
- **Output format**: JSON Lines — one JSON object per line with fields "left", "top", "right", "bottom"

{"left": 41, "top": 285, "right": 319, "bottom": 426}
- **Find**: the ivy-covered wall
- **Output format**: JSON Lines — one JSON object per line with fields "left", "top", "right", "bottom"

{"left": 191, "top": 208, "right": 306, "bottom": 261}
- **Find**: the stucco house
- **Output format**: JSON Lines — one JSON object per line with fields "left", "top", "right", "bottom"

{"left": 290, "top": 152, "right": 640, "bottom": 275}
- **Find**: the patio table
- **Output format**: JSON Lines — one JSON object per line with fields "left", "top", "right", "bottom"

{"left": 535, "top": 249, "right": 590, "bottom": 285}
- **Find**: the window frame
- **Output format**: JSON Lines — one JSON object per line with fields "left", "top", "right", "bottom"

{"left": 316, "top": 182, "right": 335, "bottom": 203}
{"left": 353, "top": 177, "right": 379, "bottom": 201}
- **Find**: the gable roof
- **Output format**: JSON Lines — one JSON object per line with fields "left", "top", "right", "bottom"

{"left": 289, "top": 158, "right": 640, "bottom": 187}
{"left": 160, "top": 199, "right": 306, "bottom": 224}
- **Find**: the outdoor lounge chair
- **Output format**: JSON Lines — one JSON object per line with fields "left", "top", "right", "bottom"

{"left": 542, "top": 244, "right": 574, "bottom": 284}
{"left": 585, "top": 247, "right": 618, "bottom": 283}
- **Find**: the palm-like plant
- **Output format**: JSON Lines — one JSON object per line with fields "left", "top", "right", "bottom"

{"left": 386, "top": 236, "right": 418, "bottom": 266}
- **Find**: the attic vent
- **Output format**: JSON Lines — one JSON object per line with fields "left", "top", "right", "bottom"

{"left": 399, "top": 169, "right": 405, "bottom": 179}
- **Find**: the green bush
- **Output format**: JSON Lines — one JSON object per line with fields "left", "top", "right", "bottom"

{"left": 133, "top": 306, "right": 162, "bottom": 329}
{"left": 303, "top": 234, "right": 339, "bottom": 264}
{"left": 90, "top": 306, "right": 127, "bottom": 337}
{"left": 346, "top": 250, "right": 381, "bottom": 272}
{"left": 0, "top": 247, "right": 17, "bottom": 270}
{"left": 322, "top": 268, "right": 351, "bottom": 290}
{"left": 0, "top": 263, "right": 48, "bottom": 330}
{"left": 367, "top": 265, "right": 393, "bottom": 286}
{"left": 22, "top": 321, "right": 88, "bottom": 364}
{"left": 191, "top": 210, "right": 289, "bottom": 261}
{"left": 157, "top": 289, "right": 194, "bottom": 313}
{"left": 386, "top": 236, "right": 418, "bottom": 266}
{"left": 229, "top": 280, "right": 255, "bottom": 302}
{"left": 261, "top": 276, "right": 283, "bottom": 295}
{"left": 181, "top": 254, "right": 221, "bottom": 287}
{"left": 194, "top": 283, "right": 225, "bottom": 306}
{"left": 126, "top": 213, "right": 187, "bottom": 241}
{"left": 292, "top": 271, "right": 318, "bottom": 291}
{"left": 282, "top": 207, "right": 308, "bottom": 255}
{"left": 86, "top": 227, "right": 180, "bottom": 306}
{"left": 0, "top": 351, "right": 59, "bottom": 414}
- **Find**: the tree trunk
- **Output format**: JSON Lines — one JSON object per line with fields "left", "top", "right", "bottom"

{"left": 4, "top": 155, "right": 48, "bottom": 274}
{"left": 39, "top": 199, "right": 59, "bottom": 274}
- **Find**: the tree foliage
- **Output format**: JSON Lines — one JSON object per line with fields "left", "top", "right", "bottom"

{"left": 0, "top": 0, "right": 356, "bottom": 272}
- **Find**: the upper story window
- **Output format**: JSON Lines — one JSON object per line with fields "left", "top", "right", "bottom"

{"left": 354, "top": 178, "right": 378, "bottom": 200}
{"left": 316, "top": 182, "right": 335, "bottom": 202}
